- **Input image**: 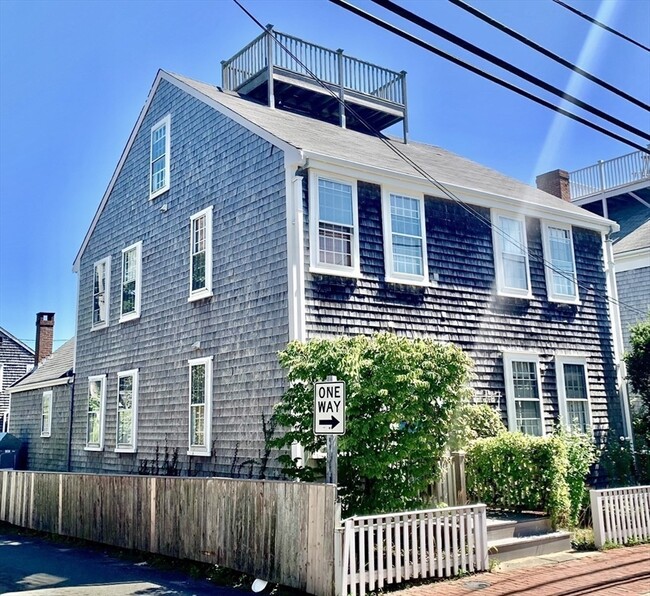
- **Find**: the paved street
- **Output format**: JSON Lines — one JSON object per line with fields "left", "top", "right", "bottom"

{"left": 396, "top": 544, "right": 650, "bottom": 596}
{"left": 0, "top": 525, "right": 246, "bottom": 595}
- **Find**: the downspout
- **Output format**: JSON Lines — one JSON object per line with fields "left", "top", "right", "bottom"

{"left": 602, "top": 230, "right": 634, "bottom": 449}
{"left": 66, "top": 376, "right": 75, "bottom": 472}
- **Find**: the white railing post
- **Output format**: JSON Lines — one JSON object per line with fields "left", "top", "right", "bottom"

{"left": 590, "top": 489, "right": 606, "bottom": 548}
{"left": 266, "top": 24, "right": 275, "bottom": 109}
{"left": 337, "top": 49, "right": 346, "bottom": 129}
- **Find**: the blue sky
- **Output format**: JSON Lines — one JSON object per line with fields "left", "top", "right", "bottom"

{"left": 1, "top": 0, "right": 648, "bottom": 349}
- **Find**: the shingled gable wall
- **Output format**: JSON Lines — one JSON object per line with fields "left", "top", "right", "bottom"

{"left": 302, "top": 178, "right": 622, "bottom": 441}
{"left": 73, "top": 79, "right": 290, "bottom": 477}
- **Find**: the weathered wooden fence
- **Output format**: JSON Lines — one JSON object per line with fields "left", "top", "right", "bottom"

{"left": 338, "top": 504, "right": 488, "bottom": 596}
{"left": 590, "top": 485, "right": 650, "bottom": 548}
{"left": 0, "top": 471, "right": 337, "bottom": 596}
{"left": 432, "top": 451, "right": 467, "bottom": 507}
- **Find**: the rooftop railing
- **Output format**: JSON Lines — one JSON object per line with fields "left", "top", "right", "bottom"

{"left": 221, "top": 27, "right": 406, "bottom": 108}
{"left": 569, "top": 149, "right": 650, "bottom": 201}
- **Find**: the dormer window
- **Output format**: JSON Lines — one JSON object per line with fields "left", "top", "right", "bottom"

{"left": 150, "top": 115, "right": 170, "bottom": 199}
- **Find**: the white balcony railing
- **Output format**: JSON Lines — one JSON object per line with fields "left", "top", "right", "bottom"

{"left": 569, "top": 150, "right": 650, "bottom": 201}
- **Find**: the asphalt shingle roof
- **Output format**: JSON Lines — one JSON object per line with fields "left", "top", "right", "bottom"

{"left": 608, "top": 194, "right": 650, "bottom": 255}
{"left": 11, "top": 337, "right": 74, "bottom": 390}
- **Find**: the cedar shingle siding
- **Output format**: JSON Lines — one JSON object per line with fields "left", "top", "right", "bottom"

{"left": 73, "top": 80, "right": 289, "bottom": 477}
{"left": 304, "top": 181, "right": 622, "bottom": 440}
{"left": 0, "top": 330, "right": 33, "bottom": 430}
{"left": 617, "top": 266, "right": 650, "bottom": 349}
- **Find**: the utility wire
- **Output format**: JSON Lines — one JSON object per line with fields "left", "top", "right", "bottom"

{"left": 553, "top": 0, "right": 650, "bottom": 53}
{"left": 330, "top": 0, "right": 649, "bottom": 155}
{"left": 231, "top": 0, "right": 648, "bottom": 317}
{"left": 448, "top": 0, "right": 649, "bottom": 112}
{"left": 370, "top": 0, "right": 650, "bottom": 142}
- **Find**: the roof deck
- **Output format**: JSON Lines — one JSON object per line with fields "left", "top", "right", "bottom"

{"left": 221, "top": 26, "right": 408, "bottom": 140}
{"left": 569, "top": 149, "right": 650, "bottom": 202}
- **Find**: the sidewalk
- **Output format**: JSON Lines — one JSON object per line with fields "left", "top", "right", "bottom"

{"left": 396, "top": 544, "right": 650, "bottom": 596}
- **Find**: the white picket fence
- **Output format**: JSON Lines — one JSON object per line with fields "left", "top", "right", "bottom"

{"left": 590, "top": 485, "right": 650, "bottom": 548}
{"left": 338, "top": 504, "right": 488, "bottom": 595}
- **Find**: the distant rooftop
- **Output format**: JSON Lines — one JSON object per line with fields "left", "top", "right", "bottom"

{"left": 9, "top": 337, "right": 74, "bottom": 392}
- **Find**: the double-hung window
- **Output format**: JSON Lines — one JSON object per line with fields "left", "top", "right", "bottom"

{"left": 150, "top": 115, "right": 171, "bottom": 199}
{"left": 542, "top": 222, "right": 579, "bottom": 303}
{"left": 383, "top": 191, "right": 428, "bottom": 284}
{"left": 86, "top": 375, "right": 106, "bottom": 450}
{"left": 556, "top": 356, "right": 591, "bottom": 433}
{"left": 310, "top": 174, "right": 359, "bottom": 276}
{"left": 41, "top": 390, "right": 52, "bottom": 437}
{"left": 120, "top": 241, "right": 142, "bottom": 322}
{"left": 492, "top": 212, "right": 531, "bottom": 298}
{"left": 503, "top": 353, "right": 544, "bottom": 436}
{"left": 189, "top": 207, "right": 213, "bottom": 301}
{"left": 92, "top": 256, "right": 111, "bottom": 329}
{"left": 116, "top": 369, "right": 138, "bottom": 452}
{"left": 188, "top": 357, "right": 213, "bottom": 456}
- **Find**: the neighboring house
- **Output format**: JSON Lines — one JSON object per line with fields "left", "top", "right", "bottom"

{"left": 537, "top": 153, "right": 650, "bottom": 349}
{"left": 18, "top": 30, "right": 630, "bottom": 477}
{"left": 0, "top": 326, "right": 35, "bottom": 432}
{"left": 7, "top": 337, "right": 75, "bottom": 471}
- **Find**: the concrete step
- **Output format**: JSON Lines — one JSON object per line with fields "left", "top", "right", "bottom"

{"left": 488, "top": 531, "right": 572, "bottom": 563}
{"left": 487, "top": 516, "right": 553, "bottom": 541}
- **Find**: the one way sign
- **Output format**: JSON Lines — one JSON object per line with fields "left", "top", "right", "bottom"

{"left": 314, "top": 381, "right": 346, "bottom": 435}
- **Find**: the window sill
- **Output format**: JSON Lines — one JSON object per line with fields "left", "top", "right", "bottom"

{"left": 188, "top": 289, "right": 213, "bottom": 303}
{"left": 149, "top": 186, "right": 169, "bottom": 201}
{"left": 119, "top": 312, "right": 140, "bottom": 324}
{"left": 187, "top": 449, "right": 211, "bottom": 457}
{"left": 309, "top": 266, "right": 361, "bottom": 279}
{"left": 40, "top": 433, "right": 51, "bottom": 438}
{"left": 548, "top": 295, "right": 580, "bottom": 305}
{"left": 84, "top": 446, "right": 103, "bottom": 452}
{"left": 91, "top": 323, "right": 108, "bottom": 332}
{"left": 496, "top": 289, "right": 533, "bottom": 300}
{"left": 384, "top": 275, "right": 430, "bottom": 288}
{"left": 115, "top": 447, "right": 137, "bottom": 454}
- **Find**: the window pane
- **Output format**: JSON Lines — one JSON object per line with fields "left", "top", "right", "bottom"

{"left": 499, "top": 216, "right": 524, "bottom": 256}
{"left": 117, "top": 410, "right": 133, "bottom": 445}
{"left": 192, "top": 251, "right": 206, "bottom": 291}
{"left": 151, "top": 157, "right": 166, "bottom": 192}
{"left": 192, "top": 215, "right": 206, "bottom": 254}
{"left": 391, "top": 195, "right": 421, "bottom": 236}
{"left": 122, "top": 248, "right": 137, "bottom": 315}
{"left": 548, "top": 227, "right": 576, "bottom": 297}
{"left": 392, "top": 235, "right": 423, "bottom": 275}
{"left": 191, "top": 365, "right": 205, "bottom": 405}
{"left": 512, "top": 361, "right": 539, "bottom": 399}
{"left": 318, "top": 179, "right": 353, "bottom": 226}
{"left": 515, "top": 400, "right": 542, "bottom": 436}
{"left": 319, "top": 223, "right": 352, "bottom": 266}
{"left": 499, "top": 216, "right": 528, "bottom": 291}
{"left": 87, "top": 412, "right": 100, "bottom": 444}
{"left": 151, "top": 125, "right": 166, "bottom": 160}
{"left": 563, "top": 364, "right": 587, "bottom": 400}
{"left": 567, "top": 400, "right": 589, "bottom": 432}
{"left": 391, "top": 195, "right": 424, "bottom": 276}
{"left": 118, "top": 377, "right": 133, "bottom": 409}
{"left": 191, "top": 404, "right": 205, "bottom": 446}
{"left": 93, "top": 262, "right": 107, "bottom": 325}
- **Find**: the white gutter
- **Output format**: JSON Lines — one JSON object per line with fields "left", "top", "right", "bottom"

{"left": 8, "top": 376, "right": 74, "bottom": 394}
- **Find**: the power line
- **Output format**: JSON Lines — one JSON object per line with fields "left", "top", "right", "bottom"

{"left": 330, "top": 0, "right": 649, "bottom": 155}
{"left": 231, "top": 0, "right": 648, "bottom": 317}
{"left": 553, "top": 0, "right": 650, "bottom": 53}
{"left": 370, "top": 0, "right": 650, "bottom": 141}
{"left": 448, "top": 0, "right": 649, "bottom": 112}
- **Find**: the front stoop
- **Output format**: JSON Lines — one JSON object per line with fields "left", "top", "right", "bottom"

{"left": 487, "top": 513, "right": 572, "bottom": 563}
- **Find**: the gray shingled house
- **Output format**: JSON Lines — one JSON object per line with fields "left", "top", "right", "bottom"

{"left": 7, "top": 337, "right": 75, "bottom": 471}
{"left": 20, "top": 31, "right": 628, "bottom": 478}
{"left": 0, "top": 327, "right": 34, "bottom": 432}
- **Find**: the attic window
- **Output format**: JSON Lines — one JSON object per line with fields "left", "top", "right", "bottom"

{"left": 150, "top": 115, "right": 171, "bottom": 199}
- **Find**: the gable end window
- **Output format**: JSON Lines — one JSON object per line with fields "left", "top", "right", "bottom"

{"left": 492, "top": 212, "right": 532, "bottom": 298}
{"left": 382, "top": 191, "right": 428, "bottom": 284}
{"left": 116, "top": 369, "right": 139, "bottom": 452}
{"left": 542, "top": 222, "right": 579, "bottom": 303}
{"left": 120, "top": 241, "right": 142, "bottom": 323}
{"left": 86, "top": 375, "right": 106, "bottom": 450}
{"left": 309, "top": 173, "right": 360, "bottom": 277}
{"left": 92, "top": 256, "right": 111, "bottom": 329}
{"left": 189, "top": 207, "right": 213, "bottom": 301}
{"left": 556, "top": 356, "right": 591, "bottom": 433}
{"left": 150, "top": 115, "right": 171, "bottom": 199}
{"left": 41, "top": 390, "right": 52, "bottom": 438}
{"left": 188, "top": 357, "right": 213, "bottom": 456}
{"left": 503, "top": 353, "right": 545, "bottom": 436}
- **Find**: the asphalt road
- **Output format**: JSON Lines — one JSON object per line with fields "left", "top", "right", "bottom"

{"left": 0, "top": 525, "right": 251, "bottom": 595}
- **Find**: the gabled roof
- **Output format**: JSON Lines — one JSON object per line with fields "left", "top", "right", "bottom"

{"left": 74, "top": 70, "right": 618, "bottom": 270}
{"left": 9, "top": 337, "right": 74, "bottom": 393}
{"left": 0, "top": 327, "right": 35, "bottom": 356}
{"left": 607, "top": 195, "right": 650, "bottom": 255}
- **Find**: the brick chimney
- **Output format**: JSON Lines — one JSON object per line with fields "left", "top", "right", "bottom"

{"left": 35, "top": 312, "right": 55, "bottom": 366}
{"left": 536, "top": 169, "right": 571, "bottom": 202}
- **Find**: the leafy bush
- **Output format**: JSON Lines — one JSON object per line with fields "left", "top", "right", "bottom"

{"left": 466, "top": 429, "right": 596, "bottom": 528}
{"left": 601, "top": 432, "right": 635, "bottom": 487}
{"left": 269, "top": 333, "right": 473, "bottom": 515}
{"left": 448, "top": 402, "right": 506, "bottom": 450}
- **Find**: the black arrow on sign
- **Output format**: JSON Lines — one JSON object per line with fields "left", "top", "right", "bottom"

{"left": 319, "top": 416, "right": 340, "bottom": 428}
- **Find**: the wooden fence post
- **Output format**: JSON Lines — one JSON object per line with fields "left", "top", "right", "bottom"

{"left": 590, "top": 489, "right": 605, "bottom": 548}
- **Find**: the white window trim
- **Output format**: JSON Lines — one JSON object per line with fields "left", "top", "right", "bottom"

{"left": 115, "top": 369, "right": 139, "bottom": 453}
{"left": 41, "top": 390, "right": 53, "bottom": 438}
{"left": 189, "top": 206, "right": 214, "bottom": 302}
{"left": 491, "top": 210, "right": 532, "bottom": 299}
{"left": 85, "top": 374, "right": 107, "bottom": 451}
{"left": 555, "top": 355, "right": 592, "bottom": 434}
{"left": 188, "top": 356, "right": 213, "bottom": 456}
{"left": 541, "top": 221, "right": 580, "bottom": 304}
{"left": 91, "top": 256, "right": 111, "bottom": 330}
{"left": 119, "top": 241, "right": 142, "bottom": 323}
{"left": 149, "top": 114, "right": 171, "bottom": 200}
{"left": 503, "top": 352, "right": 545, "bottom": 436}
{"left": 308, "top": 171, "right": 361, "bottom": 278}
{"left": 381, "top": 188, "right": 429, "bottom": 286}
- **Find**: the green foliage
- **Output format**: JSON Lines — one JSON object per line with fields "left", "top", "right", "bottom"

{"left": 448, "top": 402, "right": 506, "bottom": 450}
{"left": 270, "top": 333, "right": 473, "bottom": 516}
{"left": 601, "top": 432, "right": 635, "bottom": 487}
{"left": 466, "top": 429, "right": 596, "bottom": 528}
{"left": 571, "top": 528, "right": 596, "bottom": 552}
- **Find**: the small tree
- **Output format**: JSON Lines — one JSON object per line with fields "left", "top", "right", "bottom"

{"left": 270, "top": 333, "right": 473, "bottom": 515}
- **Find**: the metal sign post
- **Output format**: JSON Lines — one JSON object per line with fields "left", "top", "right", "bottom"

{"left": 314, "top": 375, "right": 346, "bottom": 485}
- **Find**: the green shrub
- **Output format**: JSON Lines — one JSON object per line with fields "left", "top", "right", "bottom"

{"left": 449, "top": 402, "right": 506, "bottom": 450}
{"left": 269, "top": 333, "right": 473, "bottom": 515}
